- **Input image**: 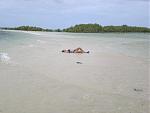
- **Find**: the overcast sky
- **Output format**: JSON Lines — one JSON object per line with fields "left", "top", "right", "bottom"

{"left": 0, "top": 0, "right": 149, "bottom": 28}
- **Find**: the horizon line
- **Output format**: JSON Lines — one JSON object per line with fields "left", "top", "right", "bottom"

{"left": 1, "top": 23, "right": 150, "bottom": 29}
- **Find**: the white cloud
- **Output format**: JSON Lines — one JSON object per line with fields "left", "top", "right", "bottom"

{"left": 0, "top": 0, "right": 149, "bottom": 27}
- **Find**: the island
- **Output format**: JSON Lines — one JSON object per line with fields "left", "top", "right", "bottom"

{"left": 1, "top": 24, "right": 150, "bottom": 33}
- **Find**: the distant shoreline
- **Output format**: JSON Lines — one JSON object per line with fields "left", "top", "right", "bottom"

{"left": 1, "top": 24, "right": 150, "bottom": 33}
{"left": 1, "top": 29, "right": 149, "bottom": 34}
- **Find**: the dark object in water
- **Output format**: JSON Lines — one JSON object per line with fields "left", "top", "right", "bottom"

{"left": 76, "top": 62, "right": 82, "bottom": 64}
{"left": 87, "top": 51, "right": 90, "bottom": 53}
{"left": 134, "top": 88, "right": 143, "bottom": 92}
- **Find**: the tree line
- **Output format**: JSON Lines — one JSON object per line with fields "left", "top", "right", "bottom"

{"left": 0, "top": 26, "right": 62, "bottom": 32}
{"left": 63, "top": 24, "right": 150, "bottom": 33}
{"left": 1, "top": 24, "right": 150, "bottom": 32}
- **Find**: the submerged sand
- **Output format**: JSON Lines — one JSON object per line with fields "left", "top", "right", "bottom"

{"left": 0, "top": 31, "right": 149, "bottom": 113}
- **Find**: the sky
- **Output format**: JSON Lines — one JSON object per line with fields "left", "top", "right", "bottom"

{"left": 0, "top": 0, "right": 149, "bottom": 28}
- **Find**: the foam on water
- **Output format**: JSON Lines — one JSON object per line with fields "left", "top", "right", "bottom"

{"left": 0, "top": 53, "right": 10, "bottom": 63}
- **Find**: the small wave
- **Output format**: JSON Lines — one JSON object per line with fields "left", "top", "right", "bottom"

{"left": 0, "top": 53, "right": 10, "bottom": 63}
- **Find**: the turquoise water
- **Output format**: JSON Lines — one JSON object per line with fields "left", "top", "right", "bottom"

{"left": 0, "top": 31, "right": 36, "bottom": 62}
{"left": 0, "top": 31, "right": 34, "bottom": 49}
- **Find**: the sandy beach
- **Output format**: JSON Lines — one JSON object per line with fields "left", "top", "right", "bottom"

{"left": 0, "top": 30, "right": 149, "bottom": 113}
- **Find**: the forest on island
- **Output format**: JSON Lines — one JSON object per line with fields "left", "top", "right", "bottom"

{"left": 63, "top": 24, "right": 150, "bottom": 33}
{"left": 1, "top": 24, "right": 150, "bottom": 33}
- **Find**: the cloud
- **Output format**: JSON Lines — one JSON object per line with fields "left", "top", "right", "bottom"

{"left": 0, "top": 0, "right": 149, "bottom": 28}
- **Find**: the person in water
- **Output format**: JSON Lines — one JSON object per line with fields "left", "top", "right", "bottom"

{"left": 62, "top": 47, "right": 89, "bottom": 53}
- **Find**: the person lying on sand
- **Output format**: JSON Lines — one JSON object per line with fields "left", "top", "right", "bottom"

{"left": 62, "top": 47, "right": 89, "bottom": 53}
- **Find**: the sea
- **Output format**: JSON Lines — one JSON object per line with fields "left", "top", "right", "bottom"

{"left": 0, "top": 30, "right": 149, "bottom": 113}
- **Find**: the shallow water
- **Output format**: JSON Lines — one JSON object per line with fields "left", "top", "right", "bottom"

{"left": 0, "top": 30, "right": 149, "bottom": 113}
